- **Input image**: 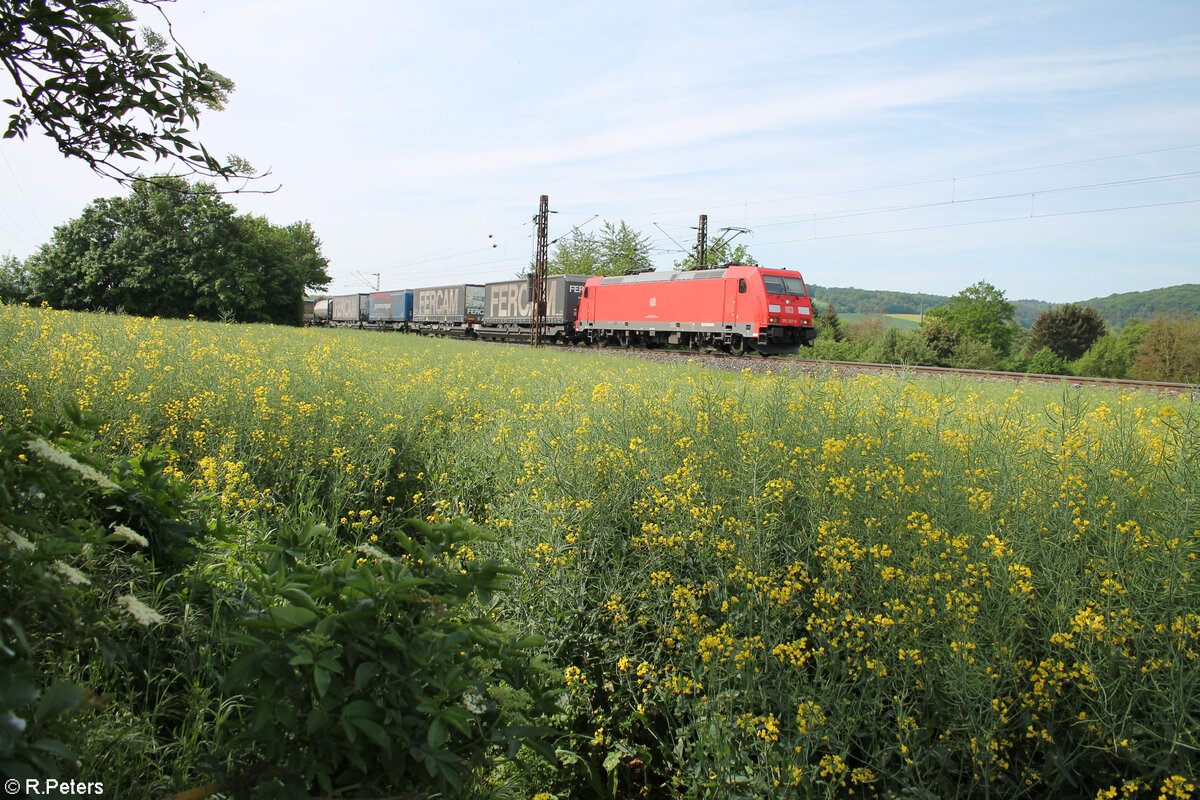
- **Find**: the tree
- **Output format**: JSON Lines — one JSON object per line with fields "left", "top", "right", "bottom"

{"left": 596, "top": 221, "right": 653, "bottom": 275}
{"left": 948, "top": 338, "right": 1003, "bottom": 370}
{"left": 0, "top": 253, "right": 29, "bottom": 303}
{"left": 1130, "top": 316, "right": 1200, "bottom": 382}
{"left": 920, "top": 317, "right": 960, "bottom": 365}
{"left": 1025, "top": 304, "right": 1107, "bottom": 361}
{"left": 1, "top": 0, "right": 252, "bottom": 183}
{"left": 815, "top": 302, "right": 845, "bottom": 342}
{"left": 922, "top": 280, "right": 1017, "bottom": 356}
{"left": 25, "top": 176, "right": 328, "bottom": 322}
{"left": 862, "top": 326, "right": 937, "bottom": 366}
{"left": 1026, "top": 347, "right": 1070, "bottom": 375}
{"left": 547, "top": 227, "right": 602, "bottom": 276}
{"left": 674, "top": 240, "right": 759, "bottom": 270}
{"left": 545, "top": 220, "right": 653, "bottom": 277}
{"left": 226, "top": 217, "right": 330, "bottom": 323}
{"left": 1118, "top": 318, "right": 1147, "bottom": 352}
{"left": 1072, "top": 334, "right": 1132, "bottom": 379}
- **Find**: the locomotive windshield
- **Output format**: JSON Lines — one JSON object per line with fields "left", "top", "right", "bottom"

{"left": 763, "top": 275, "right": 807, "bottom": 297}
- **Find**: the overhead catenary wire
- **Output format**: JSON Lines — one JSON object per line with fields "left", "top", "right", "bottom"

{"left": 559, "top": 143, "right": 1200, "bottom": 220}
{"left": 325, "top": 142, "right": 1198, "bottom": 292}
{"left": 328, "top": 188, "right": 1198, "bottom": 293}
{"left": 0, "top": 148, "right": 50, "bottom": 248}
{"left": 746, "top": 170, "right": 1200, "bottom": 231}
{"left": 751, "top": 197, "right": 1200, "bottom": 248}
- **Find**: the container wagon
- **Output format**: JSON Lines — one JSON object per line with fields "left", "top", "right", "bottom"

{"left": 311, "top": 298, "right": 332, "bottom": 325}
{"left": 411, "top": 284, "right": 484, "bottom": 335}
{"left": 476, "top": 275, "right": 588, "bottom": 341}
{"left": 329, "top": 293, "right": 371, "bottom": 327}
{"left": 368, "top": 289, "right": 413, "bottom": 329}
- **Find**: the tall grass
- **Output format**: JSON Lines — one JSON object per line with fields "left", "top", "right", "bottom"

{"left": 1, "top": 304, "right": 1196, "bottom": 799}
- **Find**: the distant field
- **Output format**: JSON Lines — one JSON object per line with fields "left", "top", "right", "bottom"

{"left": 838, "top": 311, "right": 923, "bottom": 329}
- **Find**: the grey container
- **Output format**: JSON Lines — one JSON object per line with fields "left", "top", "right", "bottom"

{"left": 482, "top": 275, "right": 588, "bottom": 326}
{"left": 412, "top": 285, "right": 484, "bottom": 322}
{"left": 330, "top": 293, "right": 369, "bottom": 323}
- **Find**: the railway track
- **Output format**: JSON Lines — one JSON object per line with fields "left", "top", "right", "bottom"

{"left": 546, "top": 342, "right": 1199, "bottom": 395}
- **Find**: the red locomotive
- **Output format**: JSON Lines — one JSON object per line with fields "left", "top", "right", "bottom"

{"left": 575, "top": 265, "right": 816, "bottom": 354}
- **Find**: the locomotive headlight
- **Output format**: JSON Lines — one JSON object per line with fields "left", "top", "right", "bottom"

{"left": 768, "top": 304, "right": 781, "bottom": 313}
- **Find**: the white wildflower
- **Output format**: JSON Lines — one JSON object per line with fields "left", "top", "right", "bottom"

{"left": 4, "top": 527, "right": 35, "bottom": 552}
{"left": 111, "top": 524, "right": 148, "bottom": 547}
{"left": 117, "top": 594, "right": 165, "bottom": 626}
{"left": 462, "top": 692, "right": 487, "bottom": 715}
{"left": 26, "top": 438, "right": 119, "bottom": 491}
{"left": 53, "top": 561, "right": 91, "bottom": 586}
{"left": 356, "top": 543, "right": 391, "bottom": 562}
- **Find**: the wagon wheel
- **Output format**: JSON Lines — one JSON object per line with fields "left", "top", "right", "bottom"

{"left": 617, "top": 331, "right": 631, "bottom": 348}
{"left": 728, "top": 335, "right": 747, "bottom": 356}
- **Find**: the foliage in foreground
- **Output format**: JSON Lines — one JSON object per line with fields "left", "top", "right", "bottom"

{"left": 0, "top": 405, "right": 558, "bottom": 798}
{"left": 0, "top": 304, "right": 1197, "bottom": 799}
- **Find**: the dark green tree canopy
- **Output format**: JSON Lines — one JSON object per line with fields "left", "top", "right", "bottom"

{"left": 1, "top": 0, "right": 251, "bottom": 183}
{"left": 1024, "top": 303, "right": 1107, "bottom": 361}
{"left": 922, "top": 280, "right": 1017, "bottom": 356}
{"left": 815, "top": 302, "right": 845, "bottom": 342}
{"left": 25, "top": 176, "right": 329, "bottom": 323}
{"left": 0, "top": 252, "right": 28, "bottom": 302}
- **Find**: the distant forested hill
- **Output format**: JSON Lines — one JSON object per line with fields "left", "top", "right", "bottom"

{"left": 807, "top": 285, "right": 950, "bottom": 316}
{"left": 1077, "top": 284, "right": 1200, "bottom": 328}
{"left": 810, "top": 283, "right": 1198, "bottom": 329}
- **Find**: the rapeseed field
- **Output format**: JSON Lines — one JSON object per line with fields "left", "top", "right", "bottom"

{"left": 1, "top": 304, "right": 1196, "bottom": 799}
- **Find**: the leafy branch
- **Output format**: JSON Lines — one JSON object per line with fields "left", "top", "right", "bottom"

{"left": 0, "top": 0, "right": 264, "bottom": 187}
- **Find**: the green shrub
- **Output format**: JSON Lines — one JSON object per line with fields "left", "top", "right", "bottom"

{"left": 1, "top": 409, "right": 561, "bottom": 798}
{"left": 0, "top": 408, "right": 211, "bottom": 785}
{"left": 214, "top": 518, "right": 561, "bottom": 798}
{"left": 1025, "top": 346, "right": 1071, "bottom": 375}
{"left": 1072, "top": 334, "right": 1132, "bottom": 379}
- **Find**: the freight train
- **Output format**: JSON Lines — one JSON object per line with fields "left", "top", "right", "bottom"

{"left": 308, "top": 265, "right": 817, "bottom": 355}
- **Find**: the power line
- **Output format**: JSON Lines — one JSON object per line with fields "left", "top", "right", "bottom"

{"left": 555, "top": 143, "right": 1200, "bottom": 220}
{"left": 752, "top": 197, "right": 1200, "bottom": 247}
{"left": 0, "top": 149, "right": 50, "bottom": 248}
{"left": 329, "top": 142, "right": 1199, "bottom": 288}
{"left": 749, "top": 170, "right": 1200, "bottom": 230}
{"left": 361, "top": 220, "right": 533, "bottom": 274}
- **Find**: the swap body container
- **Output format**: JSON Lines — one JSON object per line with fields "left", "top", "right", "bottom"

{"left": 411, "top": 284, "right": 484, "bottom": 334}
{"left": 477, "top": 275, "right": 589, "bottom": 340}
{"left": 368, "top": 289, "right": 413, "bottom": 327}
{"left": 330, "top": 293, "right": 370, "bottom": 326}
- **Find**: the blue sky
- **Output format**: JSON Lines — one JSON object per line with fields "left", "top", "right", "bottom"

{"left": 1, "top": 0, "right": 1198, "bottom": 303}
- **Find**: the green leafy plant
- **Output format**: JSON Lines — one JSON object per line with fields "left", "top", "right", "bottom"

{"left": 213, "top": 518, "right": 561, "bottom": 798}
{"left": 0, "top": 409, "right": 209, "bottom": 781}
